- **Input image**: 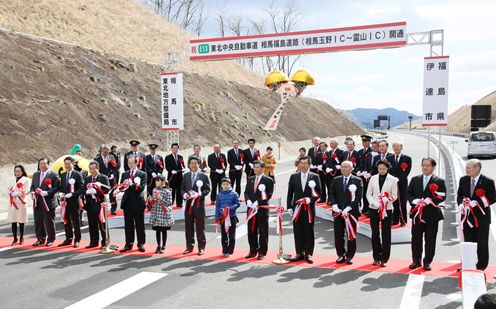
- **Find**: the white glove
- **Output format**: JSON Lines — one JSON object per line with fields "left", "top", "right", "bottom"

{"left": 411, "top": 199, "right": 420, "bottom": 205}
{"left": 326, "top": 167, "right": 332, "bottom": 173}
{"left": 65, "top": 193, "right": 73, "bottom": 199}
{"left": 249, "top": 163, "right": 254, "bottom": 169}
{"left": 252, "top": 201, "right": 259, "bottom": 208}
{"left": 182, "top": 168, "right": 186, "bottom": 173}
{"left": 335, "top": 165, "right": 341, "bottom": 170}
{"left": 183, "top": 193, "right": 189, "bottom": 200}
{"left": 304, "top": 197, "right": 311, "bottom": 204}
{"left": 134, "top": 177, "right": 141, "bottom": 185}
{"left": 190, "top": 191, "right": 199, "bottom": 198}
{"left": 310, "top": 164, "right": 316, "bottom": 169}
{"left": 172, "top": 170, "right": 177, "bottom": 175}
{"left": 11, "top": 191, "right": 18, "bottom": 197}
{"left": 109, "top": 174, "right": 114, "bottom": 180}
{"left": 203, "top": 167, "right": 210, "bottom": 173}
{"left": 317, "top": 165, "right": 323, "bottom": 171}
{"left": 373, "top": 201, "right": 380, "bottom": 207}
{"left": 343, "top": 206, "right": 352, "bottom": 214}
{"left": 41, "top": 191, "right": 48, "bottom": 197}
{"left": 247, "top": 200, "right": 253, "bottom": 208}
{"left": 458, "top": 204, "right": 464, "bottom": 212}
{"left": 288, "top": 209, "right": 294, "bottom": 216}
{"left": 332, "top": 205, "right": 340, "bottom": 212}
{"left": 152, "top": 172, "right": 157, "bottom": 178}
{"left": 216, "top": 169, "right": 223, "bottom": 174}
{"left": 235, "top": 165, "right": 242, "bottom": 170}
{"left": 86, "top": 188, "right": 97, "bottom": 195}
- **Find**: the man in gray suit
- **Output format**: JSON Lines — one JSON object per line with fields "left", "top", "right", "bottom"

{"left": 181, "top": 157, "right": 211, "bottom": 255}
{"left": 30, "top": 158, "right": 60, "bottom": 246}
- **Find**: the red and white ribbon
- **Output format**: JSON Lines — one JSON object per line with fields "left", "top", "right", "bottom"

{"left": 342, "top": 212, "right": 359, "bottom": 241}
{"left": 292, "top": 198, "right": 313, "bottom": 223}
{"left": 239, "top": 153, "right": 244, "bottom": 165}
{"left": 34, "top": 188, "right": 50, "bottom": 212}
{"left": 246, "top": 201, "right": 259, "bottom": 232}
{"left": 219, "top": 157, "right": 225, "bottom": 170}
{"left": 377, "top": 192, "right": 395, "bottom": 221}
{"left": 216, "top": 207, "right": 231, "bottom": 233}
{"left": 410, "top": 198, "right": 438, "bottom": 224}
{"left": 99, "top": 202, "right": 107, "bottom": 223}
{"left": 59, "top": 194, "right": 69, "bottom": 224}
{"left": 69, "top": 178, "right": 75, "bottom": 193}
{"left": 308, "top": 180, "right": 319, "bottom": 198}
{"left": 258, "top": 184, "right": 267, "bottom": 200}
{"left": 348, "top": 184, "right": 357, "bottom": 202}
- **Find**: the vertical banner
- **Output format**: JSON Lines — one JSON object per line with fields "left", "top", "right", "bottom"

{"left": 422, "top": 56, "right": 449, "bottom": 126}
{"left": 161, "top": 72, "right": 184, "bottom": 130}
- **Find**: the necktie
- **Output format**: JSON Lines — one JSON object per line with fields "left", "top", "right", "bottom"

{"left": 66, "top": 172, "right": 71, "bottom": 187}
{"left": 423, "top": 176, "right": 428, "bottom": 191}
{"left": 343, "top": 177, "right": 348, "bottom": 191}
{"left": 381, "top": 154, "right": 385, "bottom": 161}
{"left": 251, "top": 148, "right": 254, "bottom": 158}
{"left": 92, "top": 176, "right": 96, "bottom": 183}
{"left": 470, "top": 178, "right": 476, "bottom": 197}
{"left": 40, "top": 172, "right": 45, "bottom": 186}
{"left": 235, "top": 149, "right": 238, "bottom": 158}
{"left": 396, "top": 155, "right": 399, "bottom": 165}
{"left": 302, "top": 173, "right": 307, "bottom": 191}
{"left": 174, "top": 154, "right": 178, "bottom": 164}
{"left": 192, "top": 173, "right": 197, "bottom": 185}
{"left": 130, "top": 171, "right": 134, "bottom": 179}
{"left": 254, "top": 176, "right": 260, "bottom": 193}
{"left": 347, "top": 152, "right": 351, "bottom": 160}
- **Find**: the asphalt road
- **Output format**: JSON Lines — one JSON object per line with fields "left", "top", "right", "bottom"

{"left": 0, "top": 130, "right": 495, "bottom": 309}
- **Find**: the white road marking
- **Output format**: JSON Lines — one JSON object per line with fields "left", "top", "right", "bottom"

{"left": 55, "top": 225, "right": 89, "bottom": 237}
{"left": 0, "top": 247, "right": 13, "bottom": 252}
{"left": 65, "top": 271, "right": 166, "bottom": 309}
{"left": 399, "top": 274, "right": 425, "bottom": 309}
{"left": 217, "top": 216, "right": 277, "bottom": 239}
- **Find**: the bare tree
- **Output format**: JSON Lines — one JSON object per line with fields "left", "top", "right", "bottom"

{"left": 215, "top": 4, "right": 227, "bottom": 38}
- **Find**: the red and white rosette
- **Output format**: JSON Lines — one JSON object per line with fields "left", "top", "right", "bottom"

{"left": 332, "top": 153, "right": 340, "bottom": 164}
{"left": 308, "top": 180, "right": 319, "bottom": 198}
{"left": 99, "top": 202, "right": 107, "bottom": 223}
{"left": 45, "top": 178, "right": 52, "bottom": 189}
{"left": 156, "top": 160, "right": 164, "bottom": 169}
{"left": 219, "top": 157, "right": 225, "bottom": 170}
{"left": 239, "top": 153, "right": 244, "bottom": 165}
{"left": 400, "top": 162, "right": 408, "bottom": 172}
{"left": 377, "top": 192, "right": 394, "bottom": 221}
{"left": 350, "top": 157, "right": 357, "bottom": 166}
{"left": 59, "top": 193, "right": 68, "bottom": 224}
{"left": 342, "top": 212, "right": 359, "bottom": 241}
{"left": 138, "top": 157, "right": 144, "bottom": 169}
{"left": 292, "top": 198, "right": 313, "bottom": 223}
{"left": 255, "top": 151, "right": 261, "bottom": 160}
{"left": 109, "top": 159, "right": 118, "bottom": 167}
{"left": 428, "top": 183, "right": 445, "bottom": 201}
{"left": 322, "top": 154, "right": 328, "bottom": 165}
{"left": 348, "top": 184, "right": 357, "bottom": 202}
{"left": 69, "top": 178, "right": 75, "bottom": 193}
{"left": 410, "top": 198, "right": 435, "bottom": 224}
{"left": 475, "top": 188, "right": 490, "bottom": 208}
{"left": 258, "top": 184, "right": 267, "bottom": 200}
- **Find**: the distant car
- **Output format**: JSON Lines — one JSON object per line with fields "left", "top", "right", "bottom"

{"left": 466, "top": 131, "right": 496, "bottom": 159}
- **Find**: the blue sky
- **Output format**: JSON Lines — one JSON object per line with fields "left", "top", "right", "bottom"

{"left": 198, "top": 0, "right": 496, "bottom": 115}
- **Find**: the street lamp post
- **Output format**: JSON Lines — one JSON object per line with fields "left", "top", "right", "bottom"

{"left": 408, "top": 116, "right": 413, "bottom": 131}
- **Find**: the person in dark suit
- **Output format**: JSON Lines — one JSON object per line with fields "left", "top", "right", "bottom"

{"left": 457, "top": 159, "right": 496, "bottom": 270}
{"left": 119, "top": 156, "right": 147, "bottom": 252}
{"left": 287, "top": 156, "right": 321, "bottom": 263}
{"left": 165, "top": 143, "right": 185, "bottom": 207}
{"left": 357, "top": 134, "right": 373, "bottom": 215}
{"left": 145, "top": 143, "right": 165, "bottom": 196}
{"left": 313, "top": 142, "right": 328, "bottom": 203}
{"left": 181, "top": 157, "right": 211, "bottom": 255}
{"left": 328, "top": 160, "right": 363, "bottom": 264}
{"left": 244, "top": 160, "right": 274, "bottom": 260}
{"left": 58, "top": 156, "right": 85, "bottom": 248}
{"left": 227, "top": 139, "right": 244, "bottom": 195}
{"left": 123, "top": 140, "right": 147, "bottom": 172}
{"left": 30, "top": 158, "right": 60, "bottom": 246}
{"left": 84, "top": 161, "right": 110, "bottom": 249}
{"left": 208, "top": 144, "right": 227, "bottom": 203}
{"left": 407, "top": 157, "right": 446, "bottom": 271}
{"left": 307, "top": 136, "right": 321, "bottom": 174}
{"left": 188, "top": 145, "right": 208, "bottom": 173}
{"left": 324, "top": 139, "right": 343, "bottom": 181}
{"left": 371, "top": 140, "right": 394, "bottom": 175}
{"left": 243, "top": 138, "right": 260, "bottom": 179}
{"left": 95, "top": 144, "right": 119, "bottom": 214}
{"left": 341, "top": 140, "right": 360, "bottom": 173}
{"left": 387, "top": 141, "right": 412, "bottom": 226}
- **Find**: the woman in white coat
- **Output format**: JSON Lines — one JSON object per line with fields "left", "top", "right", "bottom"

{"left": 366, "top": 160, "right": 398, "bottom": 267}
{"left": 8, "top": 165, "right": 30, "bottom": 245}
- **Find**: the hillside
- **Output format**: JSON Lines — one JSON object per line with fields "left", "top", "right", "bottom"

{"left": 0, "top": 0, "right": 262, "bottom": 87}
{"left": 345, "top": 108, "right": 421, "bottom": 129}
{"left": 446, "top": 91, "right": 496, "bottom": 133}
{"left": 0, "top": 29, "right": 362, "bottom": 164}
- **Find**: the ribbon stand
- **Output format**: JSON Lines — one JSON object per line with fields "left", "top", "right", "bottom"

{"left": 272, "top": 207, "right": 291, "bottom": 265}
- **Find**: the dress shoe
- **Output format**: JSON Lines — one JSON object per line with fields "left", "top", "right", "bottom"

{"left": 19, "top": 238, "right": 24, "bottom": 245}
{"left": 111, "top": 211, "right": 117, "bottom": 215}
{"left": 409, "top": 261, "right": 422, "bottom": 269}
{"left": 400, "top": 222, "right": 407, "bottom": 227}
{"left": 85, "top": 243, "right": 99, "bottom": 249}
{"left": 155, "top": 246, "right": 161, "bottom": 254}
{"left": 257, "top": 255, "right": 265, "bottom": 260}
{"left": 305, "top": 255, "right": 314, "bottom": 264}
{"left": 346, "top": 258, "right": 353, "bottom": 265}
{"left": 183, "top": 249, "right": 193, "bottom": 254}
{"left": 160, "top": 247, "right": 165, "bottom": 254}
{"left": 423, "top": 263, "right": 432, "bottom": 271}
{"left": 245, "top": 252, "right": 257, "bottom": 259}
{"left": 372, "top": 260, "right": 380, "bottom": 266}
{"left": 381, "top": 262, "right": 387, "bottom": 267}
{"left": 33, "top": 240, "right": 44, "bottom": 247}
{"left": 138, "top": 245, "right": 146, "bottom": 253}
{"left": 45, "top": 242, "right": 53, "bottom": 247}
{"left": 11, "top": 238, "right": 18, "bottom": 246}
{"left": 120, "top": 245, "right": 133, "bottom": 253}
{"left": 291, "top": 254, "right": 305, "bottom": 262}
{"left": 457, "top": 267, "right": 462, "bottom": 272}
{"left": 336, "top": 256, "right": 346, "bottom": 264}
{"left": 198, "top": 249, "right": 204, "bottom": 256}
{"left": 58, "top": 239, "right": 72, "bottom": 247}
{"left": 73, "top": 242, "right": 80, "bottom": 248}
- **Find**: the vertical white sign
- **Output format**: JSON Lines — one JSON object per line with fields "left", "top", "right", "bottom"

{"left": 161, "top": 72, "right": 184, "bottom": 130}
{"left": 422, "top": 56, "right": 449, "bottom": 126}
